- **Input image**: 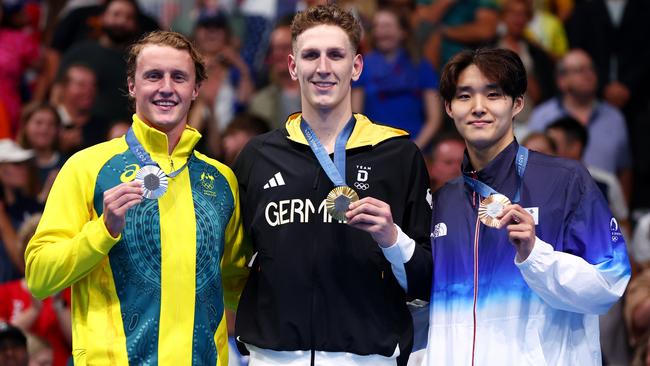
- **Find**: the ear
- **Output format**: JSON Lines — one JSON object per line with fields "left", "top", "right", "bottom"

{"left": 192, "top": 82, "right": 200, "bottom": 100}
{"left": 351, "top": 54, "right": 363, "bottom": 82}
{"left": 511, "top": 95, "right": 524, "bottom": 118}
{"left": 444, "top": 100, "right": 453, "bottom": 119}
{"left": 127, "top": 78, "right": 135, "bottom": 97}
{"left": 288, "top": 54, "right": 298, "bottom": 81}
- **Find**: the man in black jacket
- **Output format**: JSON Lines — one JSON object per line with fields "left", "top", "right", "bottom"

{"left": 233, "top": 4, "right": 432, "bottom": 366}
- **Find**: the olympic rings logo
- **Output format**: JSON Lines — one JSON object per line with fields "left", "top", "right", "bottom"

{"left": 354, "top": 182, "right": 370, "bottom": 190}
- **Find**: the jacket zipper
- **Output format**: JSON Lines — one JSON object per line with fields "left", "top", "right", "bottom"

{"left": 471, "top": 213, "right": 480, "bottom": 366}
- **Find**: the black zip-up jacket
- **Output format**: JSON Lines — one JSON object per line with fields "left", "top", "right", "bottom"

{"left": 233, "top": 113, "right": 432, "bottom": 359}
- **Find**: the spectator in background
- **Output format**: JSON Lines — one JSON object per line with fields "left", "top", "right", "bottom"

{"left": 521, "top": 131, "right": 556, "bottom": 155}
{"left": 495, "top": 0, "right": 555, "bottom": 136}
{"left": 527, "top": 49, "right": 632, "bottom": 203}
{"left": 525, "top": 0, "right": 568, "bottom": 59}
{"left": 221, "top": 113, "right": 269, "bottom": 167}
{"left": 40, "top": 0, "right": 158, "bottom": 102}
{"left": 249, "top": 22, "right": 301, "bottom": 130}
{"left": 566, "top": 0, "right": 650, "bottom": 211}
{"left": 26, "top": 335, "right": 54, "bottom": 366}
{"left": 0, "top": 140, "right": 42, "bottom": 283}
{"left": 57, "top": 0, "right": 140, "bottom": 125}
{"left": 427, "top": 132, "right": 465, "bottom": 192}
{"left": 0, "top": 323, "right": 28, "bottom": 366}
{"left": 16, "top": 103, "right": 63, "bottom": 203}
{"left": 352, "top": 6, "right": 442, "bottom": 149}
{"left": 52, "top": 63, "right": 107, "bottom": 153}
{"left": 192, "top": 14, "right": 255, "bottom": 133}
{"left": 0, "top": 214, "right": 72, "bottom": 366}
{"left": 0, "top": 1, "right": 42, "bottom": 137}
{"left": 105, "top": 120, "right": 131, "bottom": 140}
{"left": 413, "top": 0, "right": 499, "bottom": 68}
{"left": 545, "top": 116, "right": 629, "bottom": 241}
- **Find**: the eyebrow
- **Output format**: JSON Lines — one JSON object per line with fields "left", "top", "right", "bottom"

{"left": 456, "top": 83, "right": 501, "bottom": 92}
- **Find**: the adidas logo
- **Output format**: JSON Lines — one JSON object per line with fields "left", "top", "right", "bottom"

{"left": 263, "top": 172, "right": 286, "bottom": 189}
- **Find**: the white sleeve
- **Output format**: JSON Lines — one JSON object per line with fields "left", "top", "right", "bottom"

{"left": 380, "top": 224, "right": 415, "bottom": 292}
{"left": 515, "top": 237, "right": 630, "bottom": 314}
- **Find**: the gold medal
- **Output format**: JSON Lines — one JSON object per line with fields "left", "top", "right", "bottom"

{"left": 326, "top": 186, "right": 359, "bottom": 222}
{"left": 135, "top": 165, "right": 168, "bottom": 199}
{"left": 478, "top": 193, "right": 511, "bottom": 228}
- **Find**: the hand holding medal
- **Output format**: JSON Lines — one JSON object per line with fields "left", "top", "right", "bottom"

{"left": 346, "top": 197, "right": 398, "bottom": 248}
{"left": 496, "top": 204, "right": 536, "bottom": 261}
{"left": 102, "top": 181, "right": 143, "bottom": 237}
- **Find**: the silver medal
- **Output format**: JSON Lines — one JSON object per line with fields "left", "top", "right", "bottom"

{"left": 135, "top": 165, "right": 168, "bottom": 199}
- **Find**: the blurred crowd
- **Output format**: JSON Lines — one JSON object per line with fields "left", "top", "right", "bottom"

{"left": 1, "top": 0, "right": 650, "bottom": 365}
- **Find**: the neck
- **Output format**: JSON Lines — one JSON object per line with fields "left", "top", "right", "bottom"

{"left": 139, "top": 115, "right": 186, "bottom": 154}
{"left": 382, "top": 48, "right": 400, "bottom": 62}
{"left": 34, "top": 148, "right": 54, "bottom": 165}
{"left": 466, "top": 135, "right": 514, "bottom": 172}
{"left": 63, "top": 103, "right": 90, "bottom": 124}
{"left": 302, "top": 107, "right": 352, "bottom": 153}
{"left": 563, "top": 94, "right": 594, "bottom": 124}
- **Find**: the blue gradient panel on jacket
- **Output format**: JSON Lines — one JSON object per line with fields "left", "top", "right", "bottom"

{"left": 425, "top": 141, "right": 630, "bottom": 365}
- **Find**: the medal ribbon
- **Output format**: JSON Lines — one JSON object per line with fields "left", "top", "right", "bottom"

{"left": 463, "top": 146, "right": 529, "bottom": 203}
{"left": 300, "top": 116, "right": 356, "bottom": 187}
{"left": 125, "top": 127, "right": 189, "bottom": 178}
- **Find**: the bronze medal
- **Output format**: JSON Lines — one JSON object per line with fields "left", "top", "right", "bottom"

{"left": 478, "top": 193, "right": 511, "bottom": 228}
{"left": 326, "top": 186, "right": 359, "bottom": 222}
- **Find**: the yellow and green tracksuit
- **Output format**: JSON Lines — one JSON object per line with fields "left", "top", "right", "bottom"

{"left": 25, "top": 115, "right": 250, "bottom": 365}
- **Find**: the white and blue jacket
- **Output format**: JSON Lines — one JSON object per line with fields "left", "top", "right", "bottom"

{"left": 422, "top": 141, "right": 630, "bottom": 365}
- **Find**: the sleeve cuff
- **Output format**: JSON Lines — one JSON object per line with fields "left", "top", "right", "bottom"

{"left": 88, "top": 215, "right": 121, "bottom": 254}
{"left": 380, "top": 224, "right": 416, "bottom": 265}
{"left": 514, "top": 236, "right": 553, "bottom": 268}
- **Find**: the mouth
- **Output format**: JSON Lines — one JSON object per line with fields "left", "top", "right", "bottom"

{"left": 468, "top": 120, "right": 492, "bottom": 127}
{"left": 311, "top": 81, "right": 336, "bottom": 90}
{"left": 152, "top": 99, "right": 179, "bottom": 111}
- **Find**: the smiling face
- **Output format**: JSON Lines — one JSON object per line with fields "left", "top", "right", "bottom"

{"left": 128, "top": 44, "right": 199, "bottom": 135}
{"left": 288, "top": 24, "right": 363, "bottom": 117}
{"left": 372, "top": 10, "right": 404, "bottom": 54}
{"left": 25, "top": 109, "right": 59, "bottom": 150}
{"left": 446, "top": 64, "right": 523, "bottom": 153}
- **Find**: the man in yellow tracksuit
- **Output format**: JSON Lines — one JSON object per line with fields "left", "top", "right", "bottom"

{"left": 25, "top": 31, "right": 250, "bottom": 365}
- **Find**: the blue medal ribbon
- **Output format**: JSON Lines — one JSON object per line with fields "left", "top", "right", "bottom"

{"left": 125, "top": 127, "right": 189, "bottom": 178}
{"left": 463, "top": 146, "right": 529, "bottom": 203}
{"left": 300, "top": 116, "right": 356, "bottom": 187}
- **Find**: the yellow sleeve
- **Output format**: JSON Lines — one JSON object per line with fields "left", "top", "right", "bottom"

{"left": 219, "top": 164, "right": 252, "bottom": 311}
{"left": 25, "top": 146, "right": 121, "bottom": 299}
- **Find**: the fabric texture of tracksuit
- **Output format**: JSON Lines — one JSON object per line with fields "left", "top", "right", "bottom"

{"left": 233, "top": 113, "right": 433, "bottom": 363}
{"left": 422, "top": 141, "right": 630, "bottom": 365}
{"left": 25, "top": 115, "right": 250, "bottom": 366}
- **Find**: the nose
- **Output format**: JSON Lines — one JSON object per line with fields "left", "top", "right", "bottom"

{"left": 159, "top": 74, "right": 173, "bottom": 98}
{"left": 316, "top": 55, "right": 331, "bottom": 75}
{"left": 471, "top": 95, "right": 486, "bottom": 117}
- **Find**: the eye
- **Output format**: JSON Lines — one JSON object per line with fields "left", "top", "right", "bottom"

{"left": 328, "top": 50, "right": 345, "bottom": 60}
{"left": 487, "top": 90, "right": 504, "bottom": 99}
{"left": 301, "top": 51, "right": 319, "bottom": 60}
{"left": 455, "top": 93, "right": 470, "bottom": 101}
{"left": 172, "top": 72, "right": 188, "bottom": 82}
{"left": 144, "top": 71, "right": 162, "bottom": 80}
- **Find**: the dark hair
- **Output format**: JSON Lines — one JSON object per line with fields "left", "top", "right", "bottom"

{"left": 194, "top": 12, "right": 231, "bottom": 40}
{"left": 224, "top": 113, "right": 270, "bottom": 138}
{"left": 290, "top": 4, "right": 363, "bottom": 53}
{"left": 546, "top": 116, "right": 588, "bottom": 148}
{"left": 17, "top": 102, "right": 62, "bottom": 150}
{"left": 56, "top": 63, "right": 96, "bottom": 86}
{"left": 439, "top": 48, "right": 527, "bottom": 103}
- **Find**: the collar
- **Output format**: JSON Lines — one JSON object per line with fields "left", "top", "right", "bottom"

{"left": 130, "top": 114, "right": 201, "bottom": 174}
{"left": 462, "top": 140, "right": 520, "bottom": 197}
{"left": 284, "top": 112, "right": 408, "bottom": 149}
